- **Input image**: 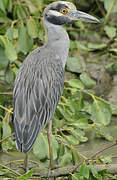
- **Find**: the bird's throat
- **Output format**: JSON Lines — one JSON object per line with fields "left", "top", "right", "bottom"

{"left": 44, "top": 18, "right": 70, "bottom": 68}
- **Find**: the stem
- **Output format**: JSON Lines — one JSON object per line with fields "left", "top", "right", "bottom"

{"left": 64, "top": 87, "right": 117, "bottom": 109}
{"left": 72, "top": 141, "right": 117, "bottom": 173}
{"left": 95, "top": 0, "right": 105, "bottom": 17}
{"left": 0, "top": 105, "right": 13, "bottom": 114}
{"left": 0, "top": 133, "right": 14, "bottom": 144}
{"left": 33, "top": 164, "right": 117, "bottom": 178}
{"left": 4, "top": 159, "right": 39, "bottom": 166}
{"left": 104, "top": 0, "right": 117, "bottom": 25}
{"left": 0, "top": 92, "right": 13, "bottom": 95}
{"left": 0, "top": 163, "right": 21, "bottom": 176}
{"left": 90, "top": 141, "right": 117, "bottom": 159}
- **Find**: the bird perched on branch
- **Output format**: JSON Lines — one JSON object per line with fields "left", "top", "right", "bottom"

{"left": 13, "top": 1, "right": 99, "bottom": 171}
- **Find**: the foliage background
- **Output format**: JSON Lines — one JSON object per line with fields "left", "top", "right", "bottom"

{"left": 0, "top": 0, "right": 117, "bottom": 179}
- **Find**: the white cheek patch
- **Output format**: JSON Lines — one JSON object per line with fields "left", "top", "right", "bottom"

{"left": 48, "top": 10, "right": 63, "bottom": 17}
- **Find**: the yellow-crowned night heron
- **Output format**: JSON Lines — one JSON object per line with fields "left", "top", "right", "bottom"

{"left": 13, "top": 1, "right": 99, "bottom": 170}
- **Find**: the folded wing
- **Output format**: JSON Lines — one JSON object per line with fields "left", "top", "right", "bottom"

{"left": 13, "top": 50, "right": 64, "bottom": 153}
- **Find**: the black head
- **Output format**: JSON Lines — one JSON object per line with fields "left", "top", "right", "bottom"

{"left": 43, "top": 1, "right": 100, "bottom": 25}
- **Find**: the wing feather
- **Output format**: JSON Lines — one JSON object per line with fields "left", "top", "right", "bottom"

{"left": 13, "top": 49, "right": 64, "bottom": 153}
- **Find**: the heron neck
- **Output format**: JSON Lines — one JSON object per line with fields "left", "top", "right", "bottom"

{"left": 43, "top": 18, "right": 70, "bottom": 68}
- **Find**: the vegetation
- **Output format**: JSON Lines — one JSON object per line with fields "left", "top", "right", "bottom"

{"left": 0, "top": 0, "right": 117, "bottom": 179}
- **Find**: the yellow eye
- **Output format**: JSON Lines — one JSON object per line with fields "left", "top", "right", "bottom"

{"left": 60, "top": 8, "right": 68, "bottom": 15}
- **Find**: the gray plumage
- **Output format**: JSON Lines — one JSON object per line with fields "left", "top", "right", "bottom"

{"left": 13, "top": 1, "right": 99, "bottom": 153}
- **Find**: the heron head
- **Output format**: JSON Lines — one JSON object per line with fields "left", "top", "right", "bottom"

{"left": 43, "top": 1, "right": 100, "bottom": 25}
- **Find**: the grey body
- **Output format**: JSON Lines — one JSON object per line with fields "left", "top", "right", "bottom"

{"left": 14, "top": 18, "right": 69, "bottom": 153}
{"left": 13, "top": 1, "right": 99, "bottom": 153}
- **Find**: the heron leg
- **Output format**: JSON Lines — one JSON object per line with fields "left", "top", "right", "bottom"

{"left": 24, "top": 153, "right": 28, "bottom": 172}
{"left": 47, "top": 121, "right": 54, "bottom": 169}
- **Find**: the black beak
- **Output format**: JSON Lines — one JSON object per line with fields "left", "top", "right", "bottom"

{"left": 68, "top": 10, "right": 100, "bottom": 23}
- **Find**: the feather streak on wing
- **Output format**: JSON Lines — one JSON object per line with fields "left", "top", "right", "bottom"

{"left": 13, "top": 49, "right": 64, "bottom": 153}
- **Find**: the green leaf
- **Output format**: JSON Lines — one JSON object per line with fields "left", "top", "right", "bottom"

{"left": 104, "top": 26, "right": 116, "bottom": 38}
{"left": 99, "top": 154, "right": 112, "bottom": 164}
{"left": 33, "top": 134, "right": 58, "bottom": 160}
{"left": 33, "top": 134, "right": 49, "bottom": 160}
{"left": 104, "top": 0, "right": 117, "bottom": 13}
{"left": 52, "top": 136, "right": 59, "bottom": 160}
{"left": 77, "top": 41, "right": 90, "bottom": 51}
{"left": 91, "top": 100, "right": 112, "bottom": 125}
{"left": 17, "top": 170, "right": 33, "bottom": 180}
{"left": 70, "top": 40, "right": 78, "bottom": 50}
{"left": 77, "top": 118, "right": 89, "bottom": 129}
{"left": 0, "top": 0, "right": 6, "bottom": 13}
{"left": 80, "top": 72, "right": 96, "bottom": 89}
{"left": 67, "top": 95, "right": 84, "bottom": 112}
{"left": 13, "top": 28, "right": 18, "bottom": 39}
{"left": 72, "top": 173, "right": 81, "bottom": 180}
{"left": 72, "top": 148, "right": 80, "bottom": 165}
{"left": 80, "top": 163, "right": 89, "bottom": 179}
{"left": 60, "top": 152, "right": 72, "bottom": 166}
{"left": 27, "top": 18, "right": 39, "bottom": 38}
{"left": 71, "top": 127, "right": 88, "bottom": 143}
{"left": 17, "top": 24, "right": 33, "bottom": 54}
{"left": 89, "top": 164, "right": 98, "bottom": 178}
{"left": 5, "top": 27, "right": 18, "bottom": 40}
{"left": 0, "top": 70, "right": 5, "bottom": 81}
{"left": 2, "top": 119, "right": 11, "bottom": 138}
{"left": 0, "top": 47, "right": 9, "bottom": 70}
{"left": 7, "top": 0, "right": 12, "bottom": 12}
{"left": 106, "top": 63, "right": 117, "bottom": 73}
{"left": 16, "top": 5, "right": 26, "bottom": 19}
{"left": 5, "top": 27, "right": 13, "bottom": 40}
{"left": 57, "top": 105, "right": 71, "bottom": 121}
{"left": 0, "top": 168, "right": 11, "bottom": 175}
{"left": 95, "top": 124, "right": 114, "bottom": 141}
{"left": 38, "top": 28, "right": 45, "bottom": 41}
{"left": 87, "top": 42, "right": 107, "bottom": 50}
{"left": 75, "top": 21, "right": 85, "bottom": 29}
{"left": 72, "top": 173, "right": 85, "bottom": 180}
{"left": 2, "top": 0, "right": 12, "bottom": 12}
{"left": 109, "top": 48, "right": 117, "bottom": 53}
{"left": 0, "top": 36, "right": 17, "bottom": 61}
{"left": 3, "top": 0, "right": 8, "bottom": 8}
{"left": 97, "top": 175, "right": 103, "bottom": 180}
{"left": 79, "top": 135, "right": 88, "bottom": 143}
{"left": 65, "top": 135, "right": 79, "bottom": 145}
{"left": 0, "top": 17, "right": 10, "bottom": 23}
{"left": 66, "top": 57, "right": 83, "bottom": 73}
{"left": 5, "top": 66, "right": 15, "bottom": 85}
{"left": 2, "top": 119, "right": 13, "bottom": 151}
{"left": 58, "top": 143, "right": 65, "bottom": 157}
{"left": 68, "top": 79, "right": 84, "bottom": 90}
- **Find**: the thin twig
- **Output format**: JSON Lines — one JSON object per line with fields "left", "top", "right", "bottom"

{"left": 4, "top": 159, "right": 39, "bottom": 166}
{"left": 0, "top": 16, "right": 40, "bottom": 31}
{"left": 0, "top": 105, "right": 13, "bottom": 113}
{"left": 33, "top": 164, "right": 117, "bottom": 178}
{"left": 72, "top": 141, "right": 117, "bottom": 173}
{"left": 90, "top": 141, "right": 117, "bottom": 159}
{"left": 0, "top": 133, "right": 14, "bottom": 144}
{"left": 95, "top": 0, "right": 105, "bottom": 17}
{"left": 0, "top": 92, "right": 13, "bottom": 95}
{"left": 0, "top": 163, "right": 21, "bottom": 176}
{"left": 104, "top": 0, "right": 117, "bottom": 25}
{"left": 64, "top": 87, "right": 117, "bottom": 109}
{"left": 12, "top": 16, "right": 41, "bottom": 26}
